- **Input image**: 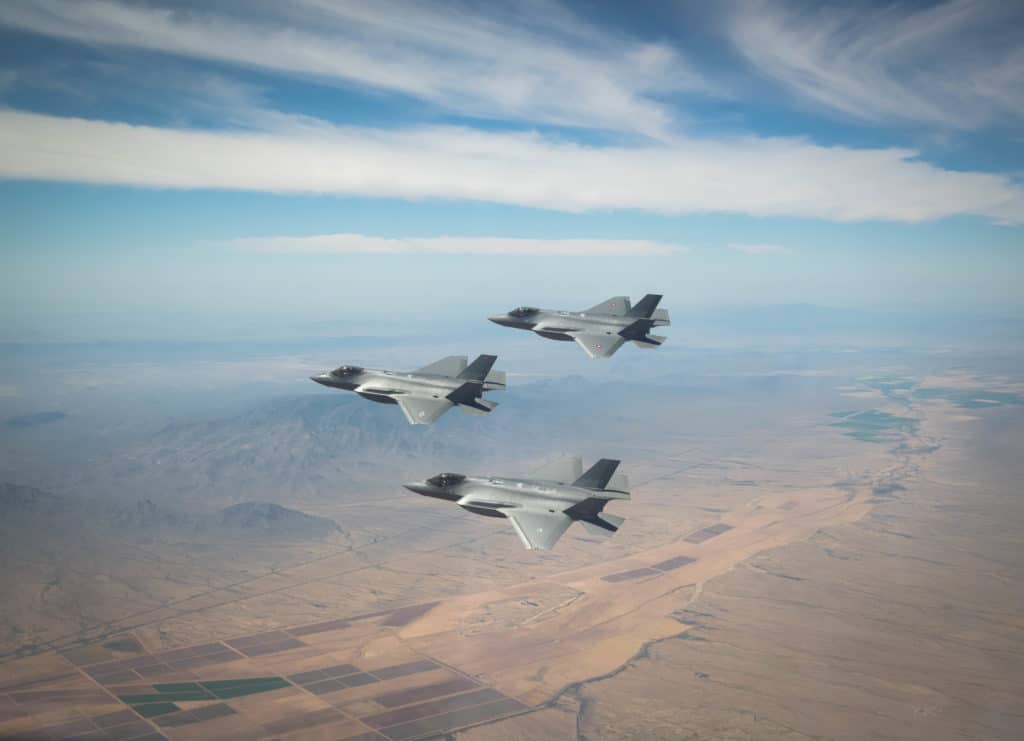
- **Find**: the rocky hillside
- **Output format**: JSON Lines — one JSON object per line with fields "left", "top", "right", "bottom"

{"left": 70, "top": 379, "right": 634, "bottom": 506}
{"left": 1, "top": 482, "right": 341, "bottom": 541}
{"left": 217, "top": 501, "right": 340, "bottom": 538}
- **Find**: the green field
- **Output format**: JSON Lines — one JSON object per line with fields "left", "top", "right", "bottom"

{"left": 829, "top": 409, "right": 917, "bottom": 443}
{"left": 913, "top": 388, "right": 1024, "bottom": 409}
{"left": 118, "top": 675, "right": 291, "bottom": 717}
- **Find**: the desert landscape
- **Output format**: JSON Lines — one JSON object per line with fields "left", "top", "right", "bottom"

{"left": 2, "top": 355, "right": 1021, "bottom": 740}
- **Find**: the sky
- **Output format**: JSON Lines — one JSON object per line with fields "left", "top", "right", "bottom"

{"left": 0, "top": 0, "right": 1022, "bottom": 342}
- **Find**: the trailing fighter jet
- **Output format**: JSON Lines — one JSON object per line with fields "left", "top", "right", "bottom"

{"left": 488, "top": 294, "right": 670, "bottom": 358}
{"left": 403, "top": 456, "right": 629, "bottom": 550}
{"left": 310, "top": 354, "right": 505, "bottom": 425}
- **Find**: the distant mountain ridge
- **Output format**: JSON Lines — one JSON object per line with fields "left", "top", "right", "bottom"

{"left": 6, "top": 411, "right": 67, "bottom": 429}
{"left": 218, "top": 502, "right": 339, "bottom": 538}
{"left": 82, "top": 382, "right": 611, "bottom": 505}
{"left": 0, "top": 482, "right": 340, "bottom": 541}
{"left": 38, "top": 376, "right": 683, "bottom": 509}
{"left": 0, "top": 481, "right": 65, "bottom": 514}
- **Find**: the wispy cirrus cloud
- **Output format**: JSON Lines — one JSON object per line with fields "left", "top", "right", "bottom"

{"left": 225, "top": 234, "right": 682, "bottom": 256}
{"left": 727, "top": 0, "right": 1024, "bottom": 129}
{"left": 728, "top": 243, "right": 791, "bottom": 255}
{"left": 0, "top": 0, "right": 703, "bottom": 138}
{"left": 1, "top": 109, "right": 1021, "bottom": 224}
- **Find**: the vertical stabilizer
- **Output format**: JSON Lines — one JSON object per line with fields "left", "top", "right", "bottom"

{"left": 573, "top": 458, "right": 620, "bottom": 490}
{"left": 458, "top": 354, "right": 498, "bottom": 381}
{"left": 627, "top": 294, "right": 663, "bottom": 318}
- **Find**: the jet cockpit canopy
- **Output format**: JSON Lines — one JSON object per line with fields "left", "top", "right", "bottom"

{"left": 331, "top": 365, "right": 363, "bottom": 377}
{"left": 509, "top": 306, "right": 539, "bottom": 317}
{"left": 428, "top": 473, "right": 466, "bottom": 488}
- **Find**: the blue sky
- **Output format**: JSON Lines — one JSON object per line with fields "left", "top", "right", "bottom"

{"left": 0, "top": 0, "right": 1022, "bottom": 342}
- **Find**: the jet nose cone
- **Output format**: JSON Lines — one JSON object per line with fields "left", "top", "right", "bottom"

{"left": 403, "top": 482, "right": 432, "bottom": 496}
{"left": 488, "top": 314, "right": 509, "bottom": 326}
{"left": 310, "top": 373, "right": 330, "bottom": 386}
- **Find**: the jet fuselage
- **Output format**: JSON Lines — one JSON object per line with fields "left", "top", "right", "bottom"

{"left": 488, "top": 295, "right": 670, "bottom": 358}
{"left": 310, "top": 355, "right": 505, "bottom": 424}
{"left": 311, "top": 367, "right": 498, "bottom": 403}
{"left": 407, "top": 475, "right": 600, "bottom": 515}
{"left": 405, "top": 457, "right": 628, "bottom": 549}
{"left": 490, "top": 309, "right": 641, "bottom": 336}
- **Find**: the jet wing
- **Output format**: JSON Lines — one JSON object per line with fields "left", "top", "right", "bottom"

{"left": 507, "top": 510, "right": 573, "bottom": 550}
{"left": 395, "top": 396, "right": 454, "bottom": 425}
{"left": 529, "top": 455, "right": 583, "bottom": 484}
{"left": 582, "top": 296, "right": 631, "bottom": 316}
{"left": 414, "top": 355, "right": 467, "bottom": 377}
{"left": 571, "top": 333, "right": 626, "bottom": 359}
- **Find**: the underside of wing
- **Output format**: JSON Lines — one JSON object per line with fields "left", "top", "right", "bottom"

{"left": 529, "top": 455, "right": 583, "bottom": 484}
{"left": 506, "top": 510, "right": 573, "bottom": 550}
{"left": 355, "top": 385, "right": 405, "bottom": 398}
{"left": 396, "top": 396, "right": 453, "bottom": 425}
{"left": 534, "top": 321, "right": 581, "bottom": 336}
{"left": 572, "top": 333, "right": 625, "bottom": 359}
{"left": 413, "top": 355, "right": 468, "bottom": 377}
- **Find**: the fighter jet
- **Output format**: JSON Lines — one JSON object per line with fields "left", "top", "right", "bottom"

{"left": 404, "top": 456, "right": 629, "bottom": 550}
{"left": 488, "top": 294, "right": 670, "bottom": 358}
{"left": 310, "top": 354, "right": 505, "bottom": 425}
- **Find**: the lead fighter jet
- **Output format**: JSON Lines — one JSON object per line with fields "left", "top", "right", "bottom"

{"left": 404, "top": 456, "right": 629, "bottom": 550}
{"left": 488, "top": 294, "right": 670, "bottom": 358}
{"left": 310, "top": 354, "right": 505, "bottom": 425}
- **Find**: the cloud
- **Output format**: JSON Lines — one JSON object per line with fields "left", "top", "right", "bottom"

{"left": 0, "top": 0, "right": 704, "bottom": 138}
{"left": 727, "top": 0, "right": 1024, "bottom": 129}
{"left": 2, "top": 109, "right": 1022, "bottom": 224}
{"left": 225, "top": 233, "right": 682, "bottom": 256}
{"left": 728, "top": 243, "right": 790, "bottom": 255}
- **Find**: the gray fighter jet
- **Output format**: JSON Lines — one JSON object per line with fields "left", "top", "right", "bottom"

{"left": 310, "top": 354, "right": 505, "bottom": 425}
{"left": 488, "top": 294, "right": 670, "bottom": 358}
{"left": 404, "top": 456, "right": 629, "bottom": 550}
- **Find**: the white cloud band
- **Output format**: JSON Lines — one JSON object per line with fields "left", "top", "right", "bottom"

{"left": 225, "top": 234, "right": 681, "bottom": 256}
{"left": 1, "top": 110, "right": 1022, "bottom": 224}
{"left": 728, "top": 243, "right": 790, "bottom": 255}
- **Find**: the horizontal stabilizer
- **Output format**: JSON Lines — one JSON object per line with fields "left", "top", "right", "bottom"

{"left": 484, "top": 368, "right": 507, "bottom": 389}
{"left": 651, "top": 308, "right": 671, "bottom": 324}
{"left": 573, "top": 458, "right": 620, "bottom": 490}
{"left": 459, "top": 398, "right": 498, "bottom": 415}
{"left": 599, "top": 512, "right": 625, "bottom": 530}
{"left": 458, "top": 354, "right": 498, "bottom": 381}
{"left": 606, "top": 472, "right": 630, "bottom": 495}
{"left": 632, "top": 334, "right": 667, "bottom": 349}
{"left": 581, "top": 520, "right": 616, "bottom": 538}
{"left": 414, "top": 355, "right": 467, "bottom": 377}
{"left": 580, "top": 512, "right": 625, "bottom": 537}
